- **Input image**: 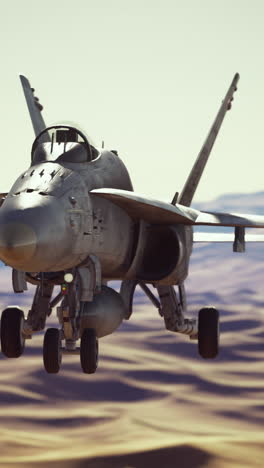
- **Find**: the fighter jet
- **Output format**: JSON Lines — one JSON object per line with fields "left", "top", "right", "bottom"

{"left": 0, "top": 73, "right": 263, "bottom": 374}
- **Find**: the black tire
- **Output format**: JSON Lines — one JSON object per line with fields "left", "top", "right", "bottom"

{"left": 43, "top": 328, "right": 62, "bottom": 374}
{"left": 0, "top": 307, "right": 25, "bottom": 358}
{"left": 198, "top": 307, "right": 219, "bottom": 359}
{"left": 80, "top": 328, "right": 98, "bottom": 374}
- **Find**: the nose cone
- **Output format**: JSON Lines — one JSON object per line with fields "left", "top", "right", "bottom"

{"left": 0, "top": 194, "right": 71, "bottom": 271}
{"left": 0, "top": 222, "right": 36, "bottom": 266}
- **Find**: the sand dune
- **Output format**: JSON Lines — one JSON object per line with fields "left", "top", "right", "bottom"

{"left": 1, "top": 194, "right": 264, "bottom": 467}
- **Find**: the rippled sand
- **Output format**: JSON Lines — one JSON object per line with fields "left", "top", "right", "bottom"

{"left": 0, "top": 243, "right": 264, "bottom": 467}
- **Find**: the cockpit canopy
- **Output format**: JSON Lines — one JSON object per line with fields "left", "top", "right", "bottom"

{"left": 31, "top": 125, "right": 99, "bottom": 165}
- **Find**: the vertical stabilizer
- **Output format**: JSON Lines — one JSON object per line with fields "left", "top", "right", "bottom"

{"left": 20, "top": 75, "right": 50, "bottom": 141}
{"left": 178, "top": 73, "right": 240, "bottom": 207}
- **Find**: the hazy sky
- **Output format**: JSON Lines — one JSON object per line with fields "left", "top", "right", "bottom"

{"left": 0, "top": 0, "right": 263, "bottom": 202}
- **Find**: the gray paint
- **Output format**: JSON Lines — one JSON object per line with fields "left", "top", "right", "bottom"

{"left": 1, "top": 74, "right": 264, "bottom": 366}
{"left": 1, "top": 74, "right": 264, "bottom": 283}
{"left": 178, "top": 73, "right": 240, "bottom": 207}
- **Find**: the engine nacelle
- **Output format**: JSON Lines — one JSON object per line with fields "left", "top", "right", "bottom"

{"left": 125, "top": 222, "right": 193, "bottom": 285}
{"left": 80, "top": 286, "right": 126, "bottom": 338}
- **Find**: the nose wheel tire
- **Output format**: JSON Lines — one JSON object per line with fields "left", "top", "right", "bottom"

{"left": 0, "top": 307, "right": 25, "bottom": 358}
{"left": 43, "top": 328, "right": 62, "bottom": 374}
{"left": 198, "top": 307, "right": 219, "bottom": 359}
{"left": 80, "top": 328, "right": 98, "bottom": 374}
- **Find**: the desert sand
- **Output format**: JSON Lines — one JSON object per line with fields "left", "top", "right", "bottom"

{"left": 1, "top": 194, "right": 264, "bottom": 468}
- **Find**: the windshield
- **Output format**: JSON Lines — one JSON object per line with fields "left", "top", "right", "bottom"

{"left": 31, "top": 125, "right": 98, "bottom": 164}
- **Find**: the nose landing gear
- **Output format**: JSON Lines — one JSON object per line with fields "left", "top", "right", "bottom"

{"left": 80, "top": 328, "right": 99, "bottom": 374}
{"left": 0, "top": 260, "right": 105, "bottom": 374}
{"left": 43, "top": 328, "right": 62, "bottom": 373}
{"left": 42, "top": 326, "right": 99, "bottom": 375}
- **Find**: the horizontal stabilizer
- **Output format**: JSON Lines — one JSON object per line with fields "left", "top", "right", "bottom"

{"left": 91, "top": 189, "right": 264, "bottom": 229}
{"left": 194, "top": 232, "right": 264, "bottom": 242}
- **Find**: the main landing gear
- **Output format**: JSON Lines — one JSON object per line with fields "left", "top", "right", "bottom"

{"left": 156, "top": 284, "right": 220, "bottom": 359}
{"left": 198, "top": 307, "right": 219, "bottom": 359}
{"left": 131, "top": 282, "right": 220, "bottom": 359}
{"left": 0, "top": 307, "right": 25, "bottom": 358}
{"left": 0, "top": 267, "right": 220, "bottom": 372}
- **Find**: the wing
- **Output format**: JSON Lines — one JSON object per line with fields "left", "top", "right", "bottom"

{"left": 91, "top": 188, "right": 264, "bottom": 228}
{"left": 90, "top": 188, "right": 199, "bottom": 224}
{"left": 195, "top": 211, "right": 264, "bottom": 228}
{"left": 20, "top": 75, "right": 50, "bottom": 141}
{"left": 194, "top": 232, "right": 264, "bottom": 242}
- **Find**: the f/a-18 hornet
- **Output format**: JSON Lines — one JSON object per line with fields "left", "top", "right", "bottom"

{"left": 0, "top": 73, "right": 263, "bottom": 374}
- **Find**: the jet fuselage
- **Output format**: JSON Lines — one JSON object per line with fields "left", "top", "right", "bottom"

{"left": 0, "top": 149, "right": 136, "bottom": 275}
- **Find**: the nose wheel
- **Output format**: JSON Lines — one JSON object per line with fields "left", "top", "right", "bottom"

{"left": 42, "top": 327, "right": 99, "bottom": 374}
{"left": 0, "top": 307, "right": 25, "bottom": 358}
{"left": 198, "top": 307, "right": 219, "bottom": 359}
{"left": 43, "top": 328, "right": 62, "bottom": 373}
{"left": 80, "top": 328, "right": 98, "bottom": 374}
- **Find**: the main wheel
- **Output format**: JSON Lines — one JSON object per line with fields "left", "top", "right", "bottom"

{"left": 198, "top": 307, "right": 219, "bottom": 359}
{"left": 0, "top": 307, "right": 25, "bottom": 357}
{"left": 43, "top": 328, "right": 62, "bottom": 374}
{"left": 80, "top": 328, "right": 98, "bottom": 374}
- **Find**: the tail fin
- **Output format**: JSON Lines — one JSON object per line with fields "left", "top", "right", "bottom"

{"left": 20, "top": 75, "right": 50, "bottom": 141}
{"left": 178, "top": 73, "right": 240, "bottom": 207}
